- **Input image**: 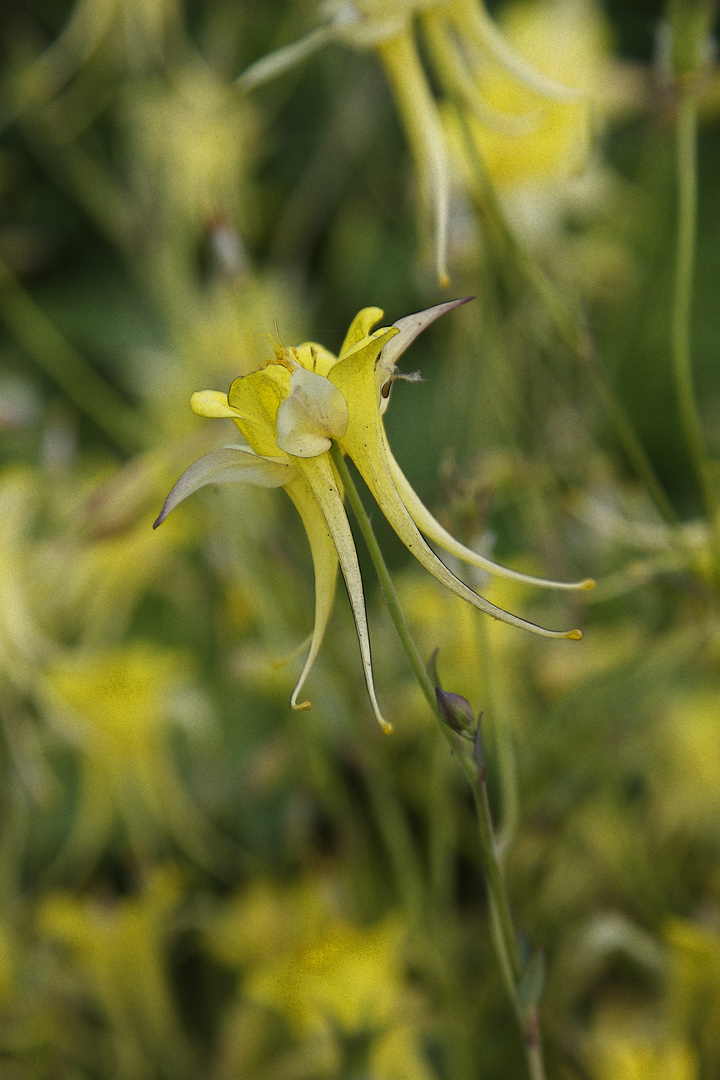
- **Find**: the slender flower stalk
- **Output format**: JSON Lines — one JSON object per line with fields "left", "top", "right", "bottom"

{"left": 333, "top": 442, "right": 547, "bottom": 1080}
{"left": 672, "top": 88, "right": 720, "bottom": 573}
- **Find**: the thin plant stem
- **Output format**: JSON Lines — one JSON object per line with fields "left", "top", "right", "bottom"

{"left": 0, "top": 253, "right": 150, "bottom": 453}
{"left": 330, "top": 443, "right": 546, "bottom": 1080}
{"left": 477, "top": 614, "right": 519, "bottom": 857}
{"left": 672, "top": 89, "right": 720, "bottom": 574}
{"left": 363, "top": 763, "right": 427, "bottom": 926}
{"left": 456, "top": 108, "right": 678, "bottom": 527}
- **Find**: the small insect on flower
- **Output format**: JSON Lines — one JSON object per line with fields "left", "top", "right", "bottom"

{"left": 155, "top": 299, "right": 593, "bottom": 731}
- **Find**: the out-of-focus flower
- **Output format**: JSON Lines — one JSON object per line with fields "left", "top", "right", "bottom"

{"left": 121, "top": 61, "right": 255, "bottom": 237}
{"left": 237, "top": 0, "right": 588, "bottom": 285}
{"left": 588, "top": 1025, "right": 697, "bottom": 1080}
{"left": 36, "top": 867, "right": 190, "bottom": 1074}
{"left": 450, "top": 0, "right": 624, "bottom": 192}
{"left": 440, "top": 0, "right": 644, "bottom": 294}
{"left": 8, "top": 0, "right": 181, "bottom": 120}
{"left": 207, "top": 876, "right": 435, "bottom": 1079}
{"left": 41, "top": 642, "right": 227, "bottom": 872}
{"left": 665, "top": 916, "right": 720, "bottom": 1068}
{"left": 651, "top": 688, "right": 720, "bottom": 841}
{"left": 155, "top": 299, "right": 591, "bottom": 729}
{"left": 0, "top": 469, "right": 56, "bottom": 693}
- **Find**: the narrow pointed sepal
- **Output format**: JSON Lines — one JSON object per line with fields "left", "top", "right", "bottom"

{"left": 153, "top": 447, "right": 294, "bottom": 528}
{"left": 236, "top": 25, "right": 334, "bottom": 93}
{"left": 294, "top": 454, "right": 393, "bottom": 733}
{"left": 282, "top": 474, "right": 340, "bottom": 714}
{"left": 383, "top": 297, "right": 474, "bottom": 371}
{"left": 331, "top": 337, "right": 583, "bottom": 640}
{"left": 386, "top": 439, "right": 594, "bottom": 591}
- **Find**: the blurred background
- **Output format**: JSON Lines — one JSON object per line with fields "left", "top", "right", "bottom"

{"left": 0, "top": 0, "right": 719, "bottom": 1077}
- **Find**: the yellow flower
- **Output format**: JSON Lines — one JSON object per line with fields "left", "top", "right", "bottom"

{"left": 589, "top": 1031, "right": 697, "bottom": 1080}
{"left": 436, "top": 0, "right": 611, "bottom": 192}
{"left": 42, "top": 643, "right": 229, "bottom": 872}
{"left": 155, "top": 300, "right": 591, "bottom": 730}
{"left": 36, "top": 867, "right": 190, "bottom": 1071}
{"left": 206, "top": 877, "right": 433, "bottom": 1079}
{"left": 238, "top": 0, "right": 586, "bottom": 285}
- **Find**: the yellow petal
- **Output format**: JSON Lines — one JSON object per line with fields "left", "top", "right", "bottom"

{"left": 293, "top": 342, "right": 338, "bottom": 377}
{"left": 453, "top": 0, "right": 585, "bottom": 104}
{"left": 339, "top": 307, "right": 385, "bottom": 359}
{"left": 376, "top": 32, "right": 451, "bottom": 287}
{"left": 331, "top": 335, "right": 582, "bottom": 639}
{"left": 191, "top": 390, "right": 244, "bottom": 419}
{"left": 385, "top": 438, "right": 594, "bottom": 591}
{"left": 294, "top": 454, "right": 392, "bottom": 732}
{"left": 227, "top": 365, "right": 291, "bottom": 456}
{"left": 282, "top": 474, "right": 339, "bottom": 714}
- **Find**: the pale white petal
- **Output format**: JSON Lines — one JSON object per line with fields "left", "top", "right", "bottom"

{"left": 153, "top": 448, "right": 294, "bottom": 528}
{"left": 276, "top": 366, "right": 349, "bottom": 458}
{"left": 236, "top": 25, "right": 334, "bottom": 93}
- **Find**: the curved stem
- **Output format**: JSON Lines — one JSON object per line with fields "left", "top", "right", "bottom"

{"left": 455, "top": 106, "right": 678, "bottom": 527}
{"left": 673, "top": 89, "right": 720, "bottom": 573}
{"left": 0, "top": 253, "right": 150, "bottom": 453}
{"left": 330, "top": 443, "right": 546, "bottom": 1080}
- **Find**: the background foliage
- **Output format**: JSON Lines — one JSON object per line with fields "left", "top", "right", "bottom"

{"left": 0, "top": 0, "right": 719, "bottom": 1077}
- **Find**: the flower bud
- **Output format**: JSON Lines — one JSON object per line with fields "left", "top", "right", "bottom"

{"left": 435, "top": 688, "right": 475, "bottom": 734}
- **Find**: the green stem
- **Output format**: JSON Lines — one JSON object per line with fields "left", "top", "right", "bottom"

{"left": 330, "top": 444, "right": 545, "bottom": 1079}
{"left": 456, "top": 107, "right": 678, "bottom": 526}
{"left": 673, "top": 89, "right": 720, "bottom": 569}
{"left": 0, "top": 253, "right": 150, "bottom": 453}
{"left": 477, "top": 615, "right": 519, "bottom": 857}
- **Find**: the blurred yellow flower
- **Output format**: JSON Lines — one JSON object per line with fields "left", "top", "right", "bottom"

{"left": 121, "top": 61, "right": 255, "bottom": 233}
{"left": 42, "top": 642, "right": 227, "bottom": 872}
{"left": 248, "top": 910, "right": 406, "bottom": 1035}
{"left": 589, "top": 1032, "right": 697, "bottom": 1080}
{"left": 156, "top": 300, "right": 590, "bottom": 729}
{"left": 207, "top": 876, "right": 434, "bottom": 1079}
{"left": 10, "top": 0, "right": 181, "bottom": 120}
{"left": 37, "top": 867, "right": 189, "bottom": 1072}
{"left": 652, "top": 688, "right": 720, "bottom": 840}
{"left": 455, "top": 0, "right": 611, "bottom": 191}
{"left": 0, "top": 468, "right": 55, "bottom": 692}
{"left": 665, "top": 916, "right": 720, "bottom": 1065}
{"left": 238, "top": 0, "right": 589, "bottom": 283}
